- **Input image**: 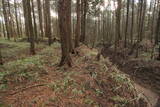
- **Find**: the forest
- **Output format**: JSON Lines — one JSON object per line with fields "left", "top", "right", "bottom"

{"left": 0, "top": 0, "right": 160, "bottom": 106}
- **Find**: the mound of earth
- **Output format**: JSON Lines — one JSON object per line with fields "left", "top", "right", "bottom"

{"left": 102, "top": 45, "right": 160, "bottom": 95}
{"left": 0, "top": 43, "right": 148, "bottom": 107}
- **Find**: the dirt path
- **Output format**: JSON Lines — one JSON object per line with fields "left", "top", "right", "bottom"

{"left": 105, "top": 57, "right": 159, "bottom": 107}
{"left": 134, "top": 82, "right": 159, "bottom": 107}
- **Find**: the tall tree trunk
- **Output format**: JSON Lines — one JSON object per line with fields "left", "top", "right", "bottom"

{"left": 37, "top": 0, "right": 44, "bottom": 38}
{"left": 130, "top": 0, "right": 134, "bottom": 44}
{"left": 31, "top": 0, "right": 38, "bottom": 42}
{"left": 68, "top": 0, "right": 74, "bottom": 52}
{"left": 75, "top": 0, "right": 81, "bottom": 48}
{"left": 102, "top": 13, "right": 105, "bottom": 45}
{"left": 2, "top": 19, "right": 6, "bottom": 38}
{"left": 147, "top": 0, "right": 153, "bottom": 31}
{"left": 0, "top": 49, "right": 3, "bottom": 65}
{"left": 2, "top": 0, "right": 10, "bottom": 40}
{"left": 115, "top": 0, "right": 122, "bottom": 51}
{"left": 7, "top": 0, "right": 15, "bottom": 39}
{"left": 136, "top": 0, "right": 143, "bottom": 58}
{"left": 14, "top": 0, "right": 20, "bottom": 37}
{"left": 151, "top": 0, "right": 157, "bottom": 43}
{"left": 80, "top": 0, "right": 87, "bottom": 43}
{"left": 58, "top": 0, "right": 72, "bottom": 66}
{"left": 18, "top": 8, "right": 23, "bottom": 37}
{"left": 22, "top": 0, "right": 30, "bottom": 40}
{"left": 140, "top": 0, "right": 146, "bottom": 41}
{"left": 26, "top": 0, "right": 36, "bottom": 55}
{"left": 44, "top": 0, "right": 52, "bottom": 46}
{"left": 124, "top": 0, "right": 130, "bottom": 48}
{"left": 92, "top": 19, "right": 97, "bottom": 48}
{"left": 0, "top": 22, "right": 1, "bottom": 37}
{"left": 138, "top": 0, "right": 143, "bottom": 42}
{"left": 155, "top": 8, "right": 160, "bottom": 45}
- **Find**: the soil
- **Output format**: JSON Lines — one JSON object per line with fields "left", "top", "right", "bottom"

{"left": 0, "top": 44, "right": 143, "bottom": 107}
{"left": 101, "top": 45, "right": 160, "bottom": 107}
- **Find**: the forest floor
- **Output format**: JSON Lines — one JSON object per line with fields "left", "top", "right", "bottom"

{"left": 101, "top": 41, "right": 160, "bottom": 107}
{"left": 0, "top": 38, "right": 149, "bottom": 107}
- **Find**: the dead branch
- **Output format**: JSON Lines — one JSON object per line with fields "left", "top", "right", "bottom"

{"left": 9, "top": 84, "right": 47, "bottom": 95}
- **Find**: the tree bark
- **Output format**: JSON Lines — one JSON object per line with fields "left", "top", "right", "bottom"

{"left": 130, "top": 0, "right": 134, "bottom": 44}
{"left": 25, "top": 0, "right": 36, "bottom": 55}
{"left": 22, "top": 0, "right": 30, "bottom": 40}
{"left": 31, "top": 0, "right": 38, "bottom": 42}
{"left": 58, "top": 0, "right": 72, "bottom": 66}
{"left": 44, "top": 0, "right": 52, "bottom": 46}
{"left": 80, "top": 0, "right": 87, "bottom": 43}
{"left": 2, "top": 0, "right": 10, "bottom": 40}
{"left": 37, "top": 0, "right": 44, "bottom": 38}
{"left": 0, "top": 49, "right": 3, "bottom": 65}
{"left": 2, "top": 18, "right": 6, "bottom": 38}
{"left": 155, "top": 8, "right": 160, "bottom": 45}
{"left": 124, "top": 0, "right": 130, "bottom": 48}
{"left": 115, "top": 0, "right": 122, "bottom": 51}
{"left": 18, "top": 8, "right": 23, "bottom": 37}
{"left": 14, "top": 0, "right": 20, "bottom": 37}
{"left": 151, "top": 0, "right": 157, "bottom": 43}
{"left": 68, "top": 0, "right": 74, "bottom": 52}
{"left": 7, "top": 0, "right": 15, "bottom": 39}
{"left": 75, "top": 0, "right": 81, "bottom": 48}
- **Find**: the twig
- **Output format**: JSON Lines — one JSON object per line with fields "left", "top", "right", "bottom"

{"left": 9, "top": 84, "right": 47, "bottom": 95}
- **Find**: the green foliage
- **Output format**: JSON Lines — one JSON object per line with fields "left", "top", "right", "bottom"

{"left": 0, "top": 39, "right": 29, "bottom": 55}
{"left": 0, "top": 84, "right": 8, "bottom": 91}
{"left": 95, "top": 89, "right": 103, "bottom": 96}
{"left": 110, "top": 72, "right": 134, "bottom": 91}
{"left": 84, "top": 98, "right": 95, "bottom": 105}
{"left": 0, "top": 55, "right": 45, "bottom": 82}
{"left": 0, "top": 71, "right": 6, "bottom": 80}
{"left": 0, "top": 39, "right": 137, "bottom": 106}
{"left": 49, "top": 97, "right": 60, "bottom": 103}
{"left": 110, "top": 95, "right": 129, "bottom": 107}
{"left": 49, "top": 76, "right": 77, "bottom": 93}
{"left": 0, "top": 41, "right": 61, "bottom": 85}
{"left": 0, "top": 104, "right": 6, "bottom": 107}
{"left": 0, "top": 38, "right": 46, "bottom": 64}
{"left": 6, "top": 55, "right": 43, "bottom": 70}
{"left": 90, "top": 71, "right": 98, "bottom": 78}
{"left": 72, "top": 88, "right": 83, "bottom": 95}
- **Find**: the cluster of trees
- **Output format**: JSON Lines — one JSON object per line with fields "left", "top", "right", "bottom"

{"left": 0, "top": 0, "right": 160, "bottom": 66}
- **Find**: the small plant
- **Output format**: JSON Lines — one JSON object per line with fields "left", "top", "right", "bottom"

{"left": 91, "top": 72, "right": 98, "bottom": 78}
{"left": 95, "top": 89, "right": 103, "bottom": 96}
{"left": 49, "top": 77, "right": 77, "bottom": 93}
{"left": 49, "top": 81, "right": 62, "bottom": 92}
{"left": 49, "top": 97, "right": 60, "bottom": 103}
{"left": 110, "top": 72, "right": 134, "bottom": 91}
{"left": 0, "top": 84, "right": 8, "bottom": 91}
{"left": 72, "top": 88, "right": 83, "bottom": 95}
{"left": 84, "top": 98, "right": 94, "bottom": 105}
{"left": 110, "top": 95, "right": 129, "bottom": 107}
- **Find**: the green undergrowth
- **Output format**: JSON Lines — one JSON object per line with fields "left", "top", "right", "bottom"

{"left": 0, "top": 41, "right": 60, "bottom": 89}
{"left": 46, "top": 48, "right": 137, "bottom": 106}
{"left": 0, "top": 38, "right": 46, "bottom": 63}
{"left": 0, "top": 40, "right": 138, "bottom": 106}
